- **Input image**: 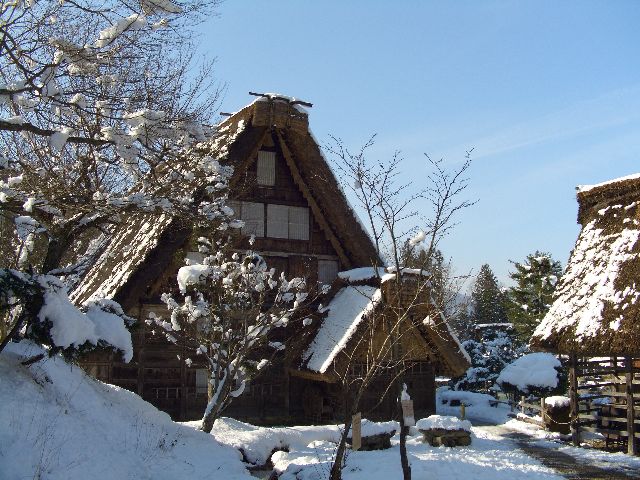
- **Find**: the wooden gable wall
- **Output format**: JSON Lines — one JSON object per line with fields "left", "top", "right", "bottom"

{"left": 227, "top": 131, "right": 344, "bottom": 285}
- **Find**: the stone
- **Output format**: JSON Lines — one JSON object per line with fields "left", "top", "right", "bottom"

{"left": 419, "top": 428, "right": 471, "bottom": 447}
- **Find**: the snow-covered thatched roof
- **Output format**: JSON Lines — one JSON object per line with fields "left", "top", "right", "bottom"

{"left": 299, "top": 269, "right": 470, "bottom": 378}
{"left": 303, "top": 285, "right": 382, "bottom": 373}
{"left": 531, "top": 173, "right": 640, "bottom": 356}
{"left": 72, "top": 96, "right": 380, "bottom": 309}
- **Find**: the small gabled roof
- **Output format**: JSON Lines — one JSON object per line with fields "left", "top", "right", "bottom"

{"left": 531, "top": 173, "right": 640, "bottom": 356}
{"left": 303, "top": 284, "right": 382, "bottom": 374}
{"left": 72, "top": 96, "right": 380, "bottom": 309}
{"left": 299, "top": 268, "right": 470, "bottom": 378}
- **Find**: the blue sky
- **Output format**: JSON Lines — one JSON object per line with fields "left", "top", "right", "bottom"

{"left": 197, "top": 0, "right": 640, "bottom": 285}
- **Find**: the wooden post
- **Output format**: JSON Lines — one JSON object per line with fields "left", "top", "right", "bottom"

{"left": 352, "top": 412, "right": 362, "bottom": 451}
{"left": 460, "top": 403, "right": 466, "bottom": 420}
{"left": 625, "top": 356, "right": 637, "bottom": 455}
{"left": 521, "top": 395, "right": 525, "bottom": 414}
{"left": 541, "top": 397, "right": 546, "bottom": 427}
{"left": 569, "top": 353, "right": 580, "bottom": 446}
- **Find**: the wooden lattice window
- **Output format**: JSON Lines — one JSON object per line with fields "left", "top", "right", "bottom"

{"left": 318, "top": 259, "right": 339, "bottom": 284}
{"left": 266, "top": 204, "right": 309, "bottom": 240}
{"left": 256, "top": 150, "right": 276, "bottom": 186}
{"left": 195, "top": 369, "right": 208, "bottom": 395}
{"left": 228, "top": 201, "right": 265, "bottom": 237}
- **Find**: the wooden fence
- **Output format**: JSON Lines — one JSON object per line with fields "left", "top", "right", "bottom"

{"left": 568, "top": 355, "right": 640, "bottom": 455}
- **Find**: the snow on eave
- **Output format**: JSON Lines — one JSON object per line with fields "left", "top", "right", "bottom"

{"left": 303, "top": 285, "right": 381, "bottom": 374}
{"left": 475, "top": 323, "right": 514, "bottom": 329}
{"left": 577, "top": 172, "right": 640, "bottom": 194}
{"left": 337, "top": 267, "right": 386, "bottom": 283}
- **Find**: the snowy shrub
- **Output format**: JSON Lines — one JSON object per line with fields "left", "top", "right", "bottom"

{"left": 152, "top": 237, "right": 316, "bottom": 432}
{"left": 497, "top": 352, "right": 566, "bottom": 398}
{"left": 0, "top": 270, "right": 134, "bottom": 361}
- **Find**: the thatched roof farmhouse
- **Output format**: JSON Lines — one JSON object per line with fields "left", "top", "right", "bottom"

{"left": 73, "top": 94, "right": 469, "bottom": 423}
{"left": 531, "top": 173, "right": 640, "bottom": 356}
{"left": 530, "top": 173, "right": 640, "bottom": 455}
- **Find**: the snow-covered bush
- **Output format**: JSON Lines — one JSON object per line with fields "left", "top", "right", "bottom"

{"left": 455, "top": 324, "right": 524, "bottom": 393}
{"left": 497, "top": 352, "right": 566, "bottom": 398}
{"left": 1, "top": 270, "right": 133, "bottom": 361}
{"left": 152, "top": 237, "right": 317, "bottom": 433}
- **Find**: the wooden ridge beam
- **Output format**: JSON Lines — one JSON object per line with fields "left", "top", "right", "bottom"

{"left": 274, "top": 130, "right": 352, "bottom": 269}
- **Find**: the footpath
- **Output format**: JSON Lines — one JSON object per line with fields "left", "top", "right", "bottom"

{"left": 477, "top": 423, "right": 640, "bottom": 480}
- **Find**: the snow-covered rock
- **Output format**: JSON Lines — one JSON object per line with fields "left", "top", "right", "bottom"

{"left": 416, "top": 415, "right": 472, "bottom": 432}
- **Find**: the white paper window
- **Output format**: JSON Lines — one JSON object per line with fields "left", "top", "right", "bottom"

{"left": 288, "top": 206, "right": 309, "bottom": 240}
{"left": 241, "top": 202, "right": 265, "bottom": 237}
{"left": 267, "top": 204, "right": 289, "bottom": 238}
{"left": 196, "top": 369, "right": 208, "bottom": 395}
{"left": 257, "top": 151, "right": 276, "bottom": 186}
{"left": 318, "top": 260, "right": 339, "bottom": 284}
{"left": 227, "top": 200, "right": 241, "bottom": 219}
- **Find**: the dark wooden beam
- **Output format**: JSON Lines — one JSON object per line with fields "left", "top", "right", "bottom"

{"left": 274, "top": 130, "right": 352, "bottom": 269}
{"left": 626, "top": 356, "right": 637, "bottom": 455}
{"left": 569, "top": 353, "right": 580, "bottom": 446}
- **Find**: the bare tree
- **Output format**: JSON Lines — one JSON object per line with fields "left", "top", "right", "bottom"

{"left": 325, "top": 137, "right": 475, "bottom": 480}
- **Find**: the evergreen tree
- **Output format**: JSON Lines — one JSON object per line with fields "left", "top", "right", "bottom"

{"left": 470, "top": 264, "right": 508, "bottom": 326}
{"left": 505, "top": 251, "right": 562, "bottom": 343}
{"left": 455, "top": 324, "right": 523, "bottom": 393}
{"left": 455, "top": 264, "right": 520, "bottom": 393}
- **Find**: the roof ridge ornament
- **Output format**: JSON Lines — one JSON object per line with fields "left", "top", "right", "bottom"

{"left": 249, "top": 91, "right": 313, "bottom": 108}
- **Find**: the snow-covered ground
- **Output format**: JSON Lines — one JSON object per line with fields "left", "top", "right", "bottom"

{"left": 199, "top": 416, "right": 562, "bottom": 480}
{"left": 3, "top": 341, "right": 640, "bottom": 479}
{"left": 0, "top": 341, "right": 252, "bottom": 480}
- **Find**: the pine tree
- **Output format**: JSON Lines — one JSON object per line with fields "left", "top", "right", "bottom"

{"left": 506, "top": 251, "right": 562, "bottom": 343}
{"left": 470, "top": 264, "right": 508, "bottom": 326}
{"left": 454, "top": 264, "right": 520, "bottom": 393}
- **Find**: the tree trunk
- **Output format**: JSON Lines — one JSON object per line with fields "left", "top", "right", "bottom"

{"left": 330, "top": 420, "right": 352, "bottom": 480}
{"left": 42, "top": 235, "right": 67, "bottom": 274}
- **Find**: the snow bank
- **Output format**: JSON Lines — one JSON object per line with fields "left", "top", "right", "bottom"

{"left": 497, "top": 353, "right": 561, "bottom": 393}
{"left": 437, "top": 388, "right": 512, "bottom": 425}
{"left": 416, "top": 415, "right": 471, "bottom": 432}
{"left": 439, "top": 389, "right": 496, "bottom": 407}
{"left": 545, "top": 396, "right": 570, "bottom": 409}
{"left": 270, "top": 421, "right": 563, "bottom": 480}
{"left": 207, "top": 417, "right": 399, "bottom": 465}
{"left": 347, "top": 419, "right": 397, "bottom": 438}
{"left": 209, "top": 417, "right": 342, "bottom": 464}
{"left": 0, "top": 341, "right": 252, "bottom": 480}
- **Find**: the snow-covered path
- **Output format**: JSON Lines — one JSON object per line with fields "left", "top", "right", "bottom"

{"left": 472, "top": 422, "right": 640, "bottom": 480}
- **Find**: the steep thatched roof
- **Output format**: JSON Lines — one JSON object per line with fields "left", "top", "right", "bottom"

{"left": 531, "top": 174, "right": 640, "bottom": 356}
{"left": 72, "top": 96, "right": 380, "bottom": 309}
{"left": 299, "top": 268, "right": 470, "bottom": 379}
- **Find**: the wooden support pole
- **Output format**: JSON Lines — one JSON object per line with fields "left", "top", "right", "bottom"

{"left": 569, "top": 353, "right": 580, "bottom": 446}
{"left": 625, "top": 356, "right": 637, "bottom": 456}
